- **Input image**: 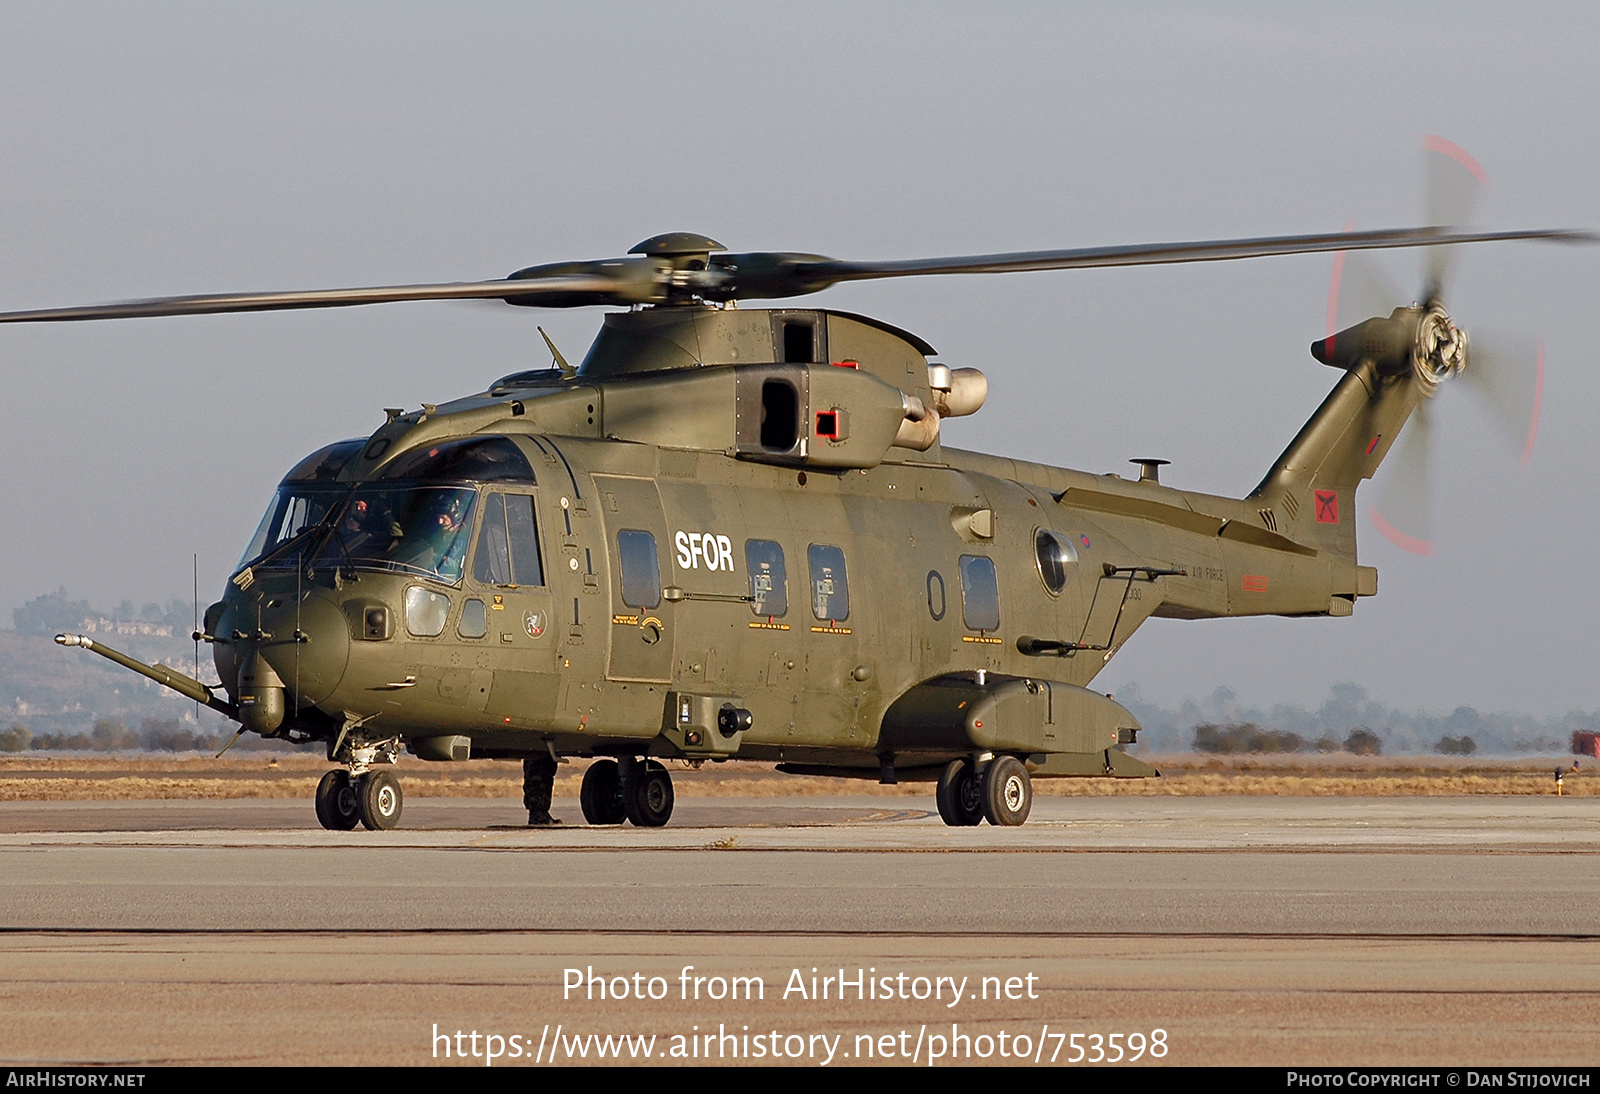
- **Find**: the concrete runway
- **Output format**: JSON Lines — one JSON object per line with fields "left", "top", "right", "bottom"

{"left": 2, "top": 794, "right": 1598, "bottom": 1067}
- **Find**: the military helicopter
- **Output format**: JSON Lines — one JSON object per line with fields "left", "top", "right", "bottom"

{"left": 17, "top": 143, "right": 1590, "bottom": 831}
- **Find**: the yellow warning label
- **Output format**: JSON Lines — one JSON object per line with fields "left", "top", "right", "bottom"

{"left": 749, "top": 621, "right": 791, "bottom": 630}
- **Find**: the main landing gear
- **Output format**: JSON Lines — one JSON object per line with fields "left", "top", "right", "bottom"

{"left": 935, "top": 755, "right": 1032, "bottom": 827}
{"left": 579, "top": 757, "right": 674, "bottom": 827}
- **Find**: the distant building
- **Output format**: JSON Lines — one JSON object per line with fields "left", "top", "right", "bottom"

{"left": 79, "top": 617, "right": 174, "bottom": 638}
{"left": 1572, "top": 732, "right": 1599, "bottom": 759}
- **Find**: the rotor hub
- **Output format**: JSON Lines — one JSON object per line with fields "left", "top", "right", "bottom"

{"left": 1412, "top": 304, "right": 1468, "bottom": 395}
{"left": 629, "top": 232, "right": 724, "bottom": 271}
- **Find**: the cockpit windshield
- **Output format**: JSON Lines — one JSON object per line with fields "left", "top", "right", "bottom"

{"left": 236, "top": 436, "right": 529, "bottom": 582}
{"left": 312, "top": 486, "right": 479, "bottom": 583}
{"left": 237, "top": 483, "right": 350, "bottom": 572}
{"left": 236, "top": 439, "right": 365, "bottom": 572}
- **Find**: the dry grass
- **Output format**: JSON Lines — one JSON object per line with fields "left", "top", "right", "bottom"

{"left": 0, "top": 752, "right": 1591, "bottom": 801}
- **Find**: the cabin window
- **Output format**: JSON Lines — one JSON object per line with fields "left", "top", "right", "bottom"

{"left": 959, "top": 554, "right": 1001, "bottom": 632}
{"left": 746, "top": 540, "right": 788, "bottom": 617}
{"left": 405, "top": 586, "right": 450, "bottom": 638}
{"left": 473, "top": 493, "right": 545, "bottom": 587}
{"left": 761, "top": 380, "right": 800, "bottom": 452}
{"left": 808, "top": 544, "right": 849, "bottom": 622}
{"left": 618, "top": 530, "right": 662, "bottom": 609}
{"left": 1034, "top": 529, "right": 1078, "bottom": 596}
{"left": 458, "top": 598, "right": 488, "bottom": 639}
{"left": 927, "top": 570, "right": 946, "bottom": 621}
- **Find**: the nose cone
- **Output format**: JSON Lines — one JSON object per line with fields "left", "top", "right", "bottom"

{"left": 256, "top": 592, "right": 351, "bottom": 706}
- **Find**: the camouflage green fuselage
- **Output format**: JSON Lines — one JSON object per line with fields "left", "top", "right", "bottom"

{"left": 210, "top": 306, "right": 1394, "bottom": 776}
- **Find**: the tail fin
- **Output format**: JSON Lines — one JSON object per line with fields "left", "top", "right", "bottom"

{"left": 1248, "top": 358, "right": 1423, "bottom": 563}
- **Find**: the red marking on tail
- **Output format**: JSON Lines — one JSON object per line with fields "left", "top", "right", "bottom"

{"left": 1314, "top": 490, "right": 1340, "bottom": 524}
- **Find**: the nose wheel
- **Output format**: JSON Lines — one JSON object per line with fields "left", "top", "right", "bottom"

{"left": 314, "top": 768, "right": 404, "bottom": 831}
{"left": 357, "top": 769, "right": 404, "bottom": 830}
{"left": 315, "top": 770, "right": 361, "bottom": 830}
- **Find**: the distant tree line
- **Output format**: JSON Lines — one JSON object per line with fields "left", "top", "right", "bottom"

{"left": 0, "top": 717, "right": 230, "bottom": 753}
{"left": 1116, "top": 682, "right": 1586, "bottom": 756}
{"left": 1193, "top": 723, "right": 1382, "bottom": 755}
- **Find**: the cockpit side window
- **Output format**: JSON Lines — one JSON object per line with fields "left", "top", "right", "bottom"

{"left": 473, "top": 492, "right": 544, "bottom": 587}
{"left": 474, "top": 494, "right": 512, "bottom": 585}
{"left": 505, "top": 495, "right": 544, "bottom": 587}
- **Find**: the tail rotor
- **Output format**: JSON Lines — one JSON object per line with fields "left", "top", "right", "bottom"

{"left": 1324, "top": 137, "right": 1544, "bottom": 555}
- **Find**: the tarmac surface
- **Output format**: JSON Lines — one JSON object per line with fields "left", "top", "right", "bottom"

{"left": 2, "top": 794, "right": 1598, "bottom": 1067}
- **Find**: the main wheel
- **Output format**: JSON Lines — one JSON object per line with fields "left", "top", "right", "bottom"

{"left": 935, "top": 759, "right": 984, "bottom": 826}
{"left": 357, "top": 769, "right": 404, "bottom": 831}
{"left": 623, "top": 762, "right": 674, "bottom": 828}
{"left": 580, "top": 759, "right": 627, "bottom": 825}
{"left": 981, "top": 755, "right": 1032, "bottom": 827}
{"left": 314, "top": 769, "right": 361, "bottom": 831}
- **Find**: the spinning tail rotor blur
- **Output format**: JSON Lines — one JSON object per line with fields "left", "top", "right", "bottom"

{"left": 1326, "top": 137, "right": 1547, "bottom": 557}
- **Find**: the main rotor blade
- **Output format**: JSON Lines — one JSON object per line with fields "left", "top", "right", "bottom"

{"left": 1422, "top": 135, "right": 1491, "bottom": 300}
{"left": 1, "top": 224, "right": 1591, "bottom": 321}
{"left": 0, "top": 272, "right": 641, "bottom": 324}
{"left": 1462, "top": 330, "right": 1543, "bottom": 467}
{"left": 1370, "top": 397, "right": 1436, "bottom": 557}
{"left": 773, "top": 226, "right": 1592, "bottom": 293}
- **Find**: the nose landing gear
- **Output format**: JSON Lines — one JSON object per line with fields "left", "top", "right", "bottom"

{"left": 315, "top": 732, "right": 405, "bottom": 831}
{"left": 314, "top": 767, "right": 405, "bottom": 830}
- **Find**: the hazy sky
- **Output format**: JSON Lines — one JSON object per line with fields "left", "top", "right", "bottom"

{"left": 1, "top": 3, "right": 1595, "bottom": 715}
